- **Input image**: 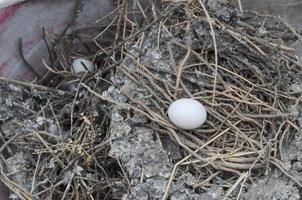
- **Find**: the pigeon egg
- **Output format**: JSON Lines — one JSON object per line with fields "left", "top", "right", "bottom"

{"left": 71, "top": 58, "right": 95, "bottom": 73}
{"left": 168, "top": 98, "right": 207, "bottom": 130}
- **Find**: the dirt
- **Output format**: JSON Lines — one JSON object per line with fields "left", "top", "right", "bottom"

{"left": 0, "top": 83, "right": 46, "bottom": 199}
{"left": 243, "top": 170, "right": 300, "bottom": 200}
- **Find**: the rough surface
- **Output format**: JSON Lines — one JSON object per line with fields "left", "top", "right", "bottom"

{"left": 0, "top": 83, "right": 46, "bottom": 198}
{"left": 0, "top": 84, "right": 34, "bottom": 121}
{"left": 110, "top": 114, "right": 172, "bottom": 200}
{"left": 109, "top": 112, "right": 207, "bottom": 199}
{"left": 282, "top": 132, "right": 302, "bottom": 172}
{"left": 0, "top": 84, "right": 34, "bottom": 197}
{"left": 6, "top": 152, "right": 34, "bottom": 193}
{"left": 243, "top": 171, "right": 300, "bottom": 200}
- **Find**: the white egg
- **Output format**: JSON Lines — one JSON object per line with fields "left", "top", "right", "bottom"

{"left": 71, "top": 58, "right": 95, "bottom": 73}
{"left": 168, "top": 98, "right": 207, "bottom": 130}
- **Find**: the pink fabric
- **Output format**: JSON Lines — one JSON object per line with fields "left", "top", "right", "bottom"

{"left": 0, "top": 0, "right": 115, "bottom": 81}
{"left": 0, "top": 3, "right": 24, "bottom": 24}
{"left": 0, "top": 3, "right": 25, "bottom": 79}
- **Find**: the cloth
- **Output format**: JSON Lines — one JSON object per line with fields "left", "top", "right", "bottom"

{"left": 0, "top": 0, "right": 115, "bottom": 81}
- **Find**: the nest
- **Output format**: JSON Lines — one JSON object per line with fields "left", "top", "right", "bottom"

{"left": 1, "top": 0, "right": 302, "bottom": 199}
{"left": 113, "top": 1, "right": 302, "bottom": 198}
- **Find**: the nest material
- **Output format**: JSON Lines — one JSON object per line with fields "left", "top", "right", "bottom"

{"left": 1, "top": 0, "right": 302, "bottom": 199}
{"left": 110, "top": 0, "right": 302, "bottom": 198}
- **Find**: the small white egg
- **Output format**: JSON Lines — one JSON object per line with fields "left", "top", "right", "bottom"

{"left": 168, "top": 98, "right": 207, "bottom": 130}
{"left": 71, "top": 58, "right": 95, "bottom": 73}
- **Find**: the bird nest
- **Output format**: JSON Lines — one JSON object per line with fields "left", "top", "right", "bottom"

{"left": 111, "top": 1, "right": 302, "bottom": 197}
{"left": 1, "top": 0, "right": 302, "bottom": 199}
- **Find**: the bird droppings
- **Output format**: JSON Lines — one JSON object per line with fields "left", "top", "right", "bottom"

{"left": 242, "top": 171, "right": 300, "bottom": 200}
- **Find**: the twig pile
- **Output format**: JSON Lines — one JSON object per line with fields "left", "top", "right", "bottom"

{"left": 110, "top": 0, "right": 302, "bottom": 198}
{"left": 1, "top": 0, "right": 302, "bottom": 199}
